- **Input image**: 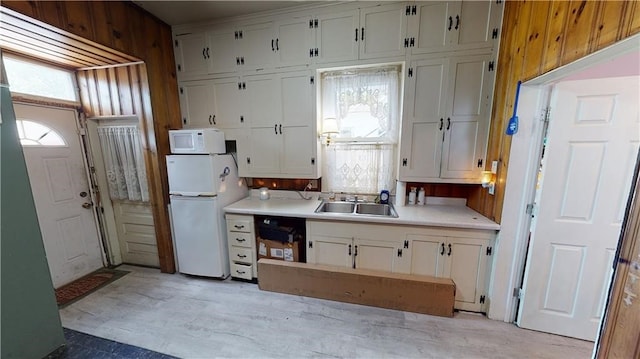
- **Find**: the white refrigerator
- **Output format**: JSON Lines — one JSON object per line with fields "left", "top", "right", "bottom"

{"left": 167, "top": 154, "right": 247, "bottom": 278}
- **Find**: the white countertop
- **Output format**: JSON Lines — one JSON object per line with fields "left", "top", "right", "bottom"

{"left": 224, "top": 191, "right": 500, "bottom": 231}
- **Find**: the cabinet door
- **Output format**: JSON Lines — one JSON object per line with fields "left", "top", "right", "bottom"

{"left": 359, "top": 3, "right": 408, "bottom": 59}
{"left": 456, "top": 0, "right": 501, "bottom": 51}
{"left": 174, "top": 32, "right": 209, "bottom": 79}
{"left": 247, "top": 126, "right": 282, "bottom": 176}
{"left": 354, "top": 238, "right": 403, "bottom": 273}
{"left": 307, "top": 235, "right": 353, "bottom": 268}
{"left": 238, "top": 22, "right": 275, "bottom": 70}
{"left": 399, "top": 58, "right": 448, "bottom": 181}
{"left": 275, "top": 17, "right": 314, "bottom": 68}
{"left": 409, "top": 1, "right": 458, "bottom": 55}
{"left": 245, "top": 74, "right": 281, "bottom": 128}
{"left": 442, "top": 237, "right": 489, "bottom": 312}
{"left": 213, "top": 77, "right": 245, "bottom": 129}
{"left": 407, "top": 234, "right": 445, "bottom": 277}
{"left": 209, "top": 28, "right": 239, "bottom": 74}
{"left": 440, "top": 54, "right": 493, "bottom": 180}
{"left": 315, "top": 10, "right": 359, "bottom": 64}
{"left": 178, "top": 80, "right": 216, "bottom": 128}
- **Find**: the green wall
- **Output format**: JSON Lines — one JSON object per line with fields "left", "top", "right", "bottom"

{"left": 1, "top": 55, "right": 65, "bottom": 358}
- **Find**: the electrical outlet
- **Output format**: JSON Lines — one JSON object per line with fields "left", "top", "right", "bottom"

{"left": 491, "top": 160, "right": 499, "bottom": 174}
{"left": 308, "top": 179, "right": 318, "bottom": 189}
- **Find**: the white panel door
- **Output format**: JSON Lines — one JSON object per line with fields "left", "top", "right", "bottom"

{"left": 307, "top": 235, "right": 353, "bottom": 267}
{"left": 275, "top": 16, "right": 314, "bottom": 68}
{"left": 213, "top": 76, "right": 245, "bottom": 129}
{"left": 354, "top": 238, "right": 400, "bottom": 273}
{"left": 174, "top": 32, "right": 209, "bottom": 78}
{"left": 359, "top": 3, "right": 407, "bottom": 59}
{"left": 113, "top": 201, "right": 158, "bottom": 267}
{"left": 178, "top": 80, "right": 216, "bottom": 128}
{"left": 15, "top": 104, "right": 104, "bottom": 288}
{"left": 408, "top": 234, "right": 445, "bottom": 277}
{"left": 443, "top": 237, "right": 488, "bottom": 311}
{"left": 518, "top": 77, "right": 640, "bottom": 340}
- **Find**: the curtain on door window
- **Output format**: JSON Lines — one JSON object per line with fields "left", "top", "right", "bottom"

{"left": 97, "top": 126, "right": 149, "bottom": 202}
{"left": 321, "top": 66, "right": 400, "bottom": 194}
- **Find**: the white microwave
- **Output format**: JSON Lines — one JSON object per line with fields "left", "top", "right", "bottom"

{"left": 169, "top": 128, "right": 226, "bottom": 154}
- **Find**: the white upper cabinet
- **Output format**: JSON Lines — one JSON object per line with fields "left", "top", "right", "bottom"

{"left": 242, "top": 71, "right": 319, "bottom": 178}
{"left": 407, "top": 1, "right": 502, "bottom": 55}
{"left": 358, "top": 3, "right": 408, "bottom": 59}
{"left": 173, "top": 32, "right": 212, "bottom": 80}
{"left": 273, "top": 16, "right": 315, "bottom": 68}
{"left": 178, "top": 79, "right": 217, "bottom": 128}
{"left": 237, "top": 22, "right": 275, "bottom": 71}
{"left": 212, "top": 77, "right": 246, "bottom": 129}
{"left": 208, "top": 28, "right": 241, "bottom": 75}
{"left": 315, "top": 10, "right": 360, "bottom": 64}
{"left": 400, "top": 53, "right": 495, "bottom": 182}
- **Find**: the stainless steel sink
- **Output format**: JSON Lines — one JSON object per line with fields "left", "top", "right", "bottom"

{"left": 314, "top": 201, "right": 398, "bottom": 218}
{"left": 355, "top": 203, "right": 397, "bottom": 217}
{"left": 314, "top": 201, "right": 356, "bottom": 214}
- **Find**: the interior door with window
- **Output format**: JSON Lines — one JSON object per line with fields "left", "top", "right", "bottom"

{"left": 517, "top": 76, "right": 640, "bottom": 340}
{"left": 14, "top": 103, "right": 104, "bottom": 288}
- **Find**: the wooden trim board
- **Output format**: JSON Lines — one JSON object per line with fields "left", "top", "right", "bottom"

{"left": 257, "top": 259, "right": 456, "bottom": 318}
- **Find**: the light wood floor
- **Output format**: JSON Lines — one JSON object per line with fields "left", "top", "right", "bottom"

{"left": 60, "top": 265, "right": 594, "bottom": 358}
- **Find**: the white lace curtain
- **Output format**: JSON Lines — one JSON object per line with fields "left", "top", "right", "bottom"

{"left": 321, "top": 67, "right": 400, "bottom": 194}
{"left": 97, "top": 126, "right": 149, "bottom": 202}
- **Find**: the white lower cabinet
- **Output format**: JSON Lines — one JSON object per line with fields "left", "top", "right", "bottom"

{"left": 226, "top": 214, "right": 257, "bottom": 280}
{"left": 306, "top": 221, "right": 409, "bottom": 273}
{"left": 307, "top": 219, "right": 495, "bottom": 312}
{"left": 407, "top": 230, "right": 493, "bottom": 312}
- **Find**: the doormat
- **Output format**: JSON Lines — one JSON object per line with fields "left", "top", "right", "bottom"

{"left": 55, "top": 268, "right": 129, "bottom": 308}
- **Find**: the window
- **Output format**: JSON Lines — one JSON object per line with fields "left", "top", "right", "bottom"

{"left": 321, "top": 66, "right": 401, "bottom": 194}
{"left": 16, "top": 120, "right": 66, "bottom": 147}
{"left": 3, "top": 55, "right": 78, "bottom": 102}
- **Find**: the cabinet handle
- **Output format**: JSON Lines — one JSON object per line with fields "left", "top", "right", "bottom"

{"left": 455, "top": 15, "right": 460, "bottom": 30}
{"left": 212, "top": 115, "right": 216, "bottom": 125}
{"left": 202, "top": 48, "right": 206, "bottom": 59}
{"left": 208, "top": 115, "right": 212, "bottom": 125}
{"left": 439, "top": 118, "right": 444, "bottom": 130}
{"left": 279, "top": 124, "right": 282, "bottom": 134}
{"left": 448, "top": 16, "right": 453, "bottom": 31}
{"left": 276, "top": 38, "right": 279, "bottom": 51}
{"left": 241, "top": 57, "right": 245, "bottom": 65}
{"left": 235, "top": 237, "right": 246, "bottom": 242}
{"left": 354, "top": 245, "right": 358, "bottom": 256}
{"left": 236, "top": 269, "right": 246, "bottom": 274}
{"left": 236, "top": 56, "right": 240, "bottom": 65}
{"left": 206, "top": 47, "right": 210, "bottom": 58}
{"left": 237, "top": 254, "right": 247, "bottom": 258}
{"left": 240, "top": 116, "right": 244, "bottom": 123}
{"left": 274, "top": 124, "right": 278, "bottom": 135}
{"left": 446, "top": 118, "right": 451, "bottom": 130}
{"left": 440, "top": 243, "right": 445, "bottom": 255}
{"left": 361, "top": 27, "right": 364, "bottom": 41}
{"left": 348, "top": 244, "right": 352, "bottom": 256}
{"left": 447, "top": 243, "right": 452, "bottom": 256}
{"left": 272, "top": 39, "right": 275, "bottom": 51}
{"left": 234, "top": 225, "right": 244, "bottom": 229}
{"left": 355, "top": 28, "right": 358, "bottom": 42}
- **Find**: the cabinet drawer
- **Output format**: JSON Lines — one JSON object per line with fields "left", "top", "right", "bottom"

{"left": 227, "top": 219, "right": 253, "bottom": 233}
{"left": 230, "top": 246, "right": 253, "bottom": 264}
{"left": 227, "top": 232, "right": 253, "bottom": 248}
{"left": 231, "top": 263, "right": 253, "bottom": 280}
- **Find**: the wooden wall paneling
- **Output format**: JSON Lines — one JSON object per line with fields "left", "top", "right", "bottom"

{"left": 159, "top": 24, "right": 181, "bottom": 130}
{"left": 137, "top": 63, "right": 175, "bottom": 273}
{"left": 521, "top": 1, "right": 551, "bottom": 80}
{"left": 2, "top": 1, "right": 37, "bottom": 18}
{"left": 626, "top": 1, "right": 640, "bottom": 36}
{"left": 561, "top": 1, "right": 598, "bottom": 65}
{"left": 540, "top": 1, "right": 571, "bottom": 74}
{"left": 593, "top": 1, "right": 628, "bottom": 50}
{"left": 35, "top": 1, "right": 64, "bottom": 31}
{"left": 62, "top": 1, "right": 95, "bottom": 41}
{"left": 95, "top": 69, "right": 113, "bottom": 116}
{"left": 106, "top": 2, "right": 135, "bottom": 54}
{"left": 115, "top": 66, "right": 134, "bottom": 114}
{"left": 89, "top": 1, "right": 115, "bottom": 50}
{"left": 107, "top": 67, "right": 121, "bottom": 116}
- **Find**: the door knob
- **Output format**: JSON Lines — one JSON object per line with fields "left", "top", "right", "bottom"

{"left": 79, "top": 191, "right": 88, "bottom": 197}
{"left": 82, "top": 202, "right": 93, "bottom": 209}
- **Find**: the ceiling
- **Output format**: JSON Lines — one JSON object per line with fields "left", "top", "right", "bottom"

{"left": 133, "top": 1, "right": 321, "bottom": 26}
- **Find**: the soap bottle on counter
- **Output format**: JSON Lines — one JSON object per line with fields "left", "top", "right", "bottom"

{"left": 417, "top": 187, "right": 425, "bottom": 205}
{"left": 408, "top": 187, "right": 417, "bottom": 205}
